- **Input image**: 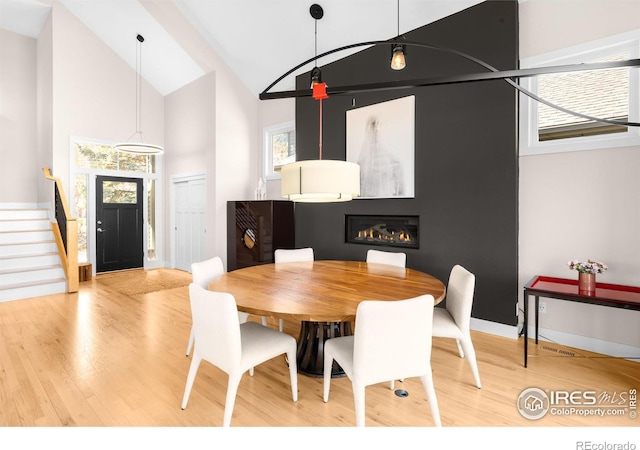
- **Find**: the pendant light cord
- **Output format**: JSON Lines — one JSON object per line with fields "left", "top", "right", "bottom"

{"left": 136, "top": 39, "right": 141, "bottom": 135}
{"left": 318, "top": 99, "right": 323, "bottom": 160}
{"left": 397, "top": 0, "right": 400, "bottom": 38}
{"left": 137, "top": 35, "right": 143, "bottom": 137}
{"left": 116, "top": 34, "right": 163, "bottom": 154}
{"left": 314, "top": 14, "right": 322, "bottom": 160}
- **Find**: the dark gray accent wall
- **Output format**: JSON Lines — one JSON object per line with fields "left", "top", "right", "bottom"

{"left": 293, "top": 1, "right": 518, "bottom": 325}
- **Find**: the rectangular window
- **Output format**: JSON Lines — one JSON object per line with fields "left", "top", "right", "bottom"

{"left": 147, "top": 179, "right": 157, "bottom": 260}
{"left": 537, "top": 52, "right": 629, "bottom": 141}
{"left": 264, "top": 121, "right": 295, "bottom": 180}
{"left": 75, "top": 141, "right": 155, "bottom": 173}
{"left": 520, "top": 30, "right": 640, "bottom": 155}
{"left": 74, "top": 174, "right": 88, "bottom": 263}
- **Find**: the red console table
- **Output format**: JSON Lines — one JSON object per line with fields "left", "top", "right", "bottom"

{"left": 523, "top": 275, "right": 640, "bottom": 367}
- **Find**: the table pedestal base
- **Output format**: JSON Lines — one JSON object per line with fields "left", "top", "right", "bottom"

{"left": 296, "top": 321, "right": 352, "bottom": 378}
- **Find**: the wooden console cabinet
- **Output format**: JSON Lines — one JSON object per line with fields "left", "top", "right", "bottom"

{"left": 227, "top": 200, "right": 295, "bottom": 271}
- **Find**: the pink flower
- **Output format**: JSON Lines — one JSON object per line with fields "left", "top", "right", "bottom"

{"left": 568, "top": 259, "right": 607, "bottom": 274}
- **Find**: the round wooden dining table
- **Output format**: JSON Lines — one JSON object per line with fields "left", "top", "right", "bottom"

{"left": 209, "top": 260, "right": 446, "bottom": 377}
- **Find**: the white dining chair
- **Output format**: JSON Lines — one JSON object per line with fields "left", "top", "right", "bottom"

{"left": 323, "top": 294, "right": 441, "bottom": 427}
{"left": 366, "top": 249, "right": 406, "bottom": 268}
{"left": 366, "top": 249, "right": 408, "bottom": 389}
{"left": 432, "top": 264, "right": 481, "bottom": 388}
{"left": 181, "top": 283, "right": 298, "bottom": 427}
{"left": 275, "top": 247, "right": 314, "bottom": 263}
{"left": 186, "top": 256, "right": 249, "bottom": 357}
{"left": 270, "top": 247, "right": 315, "bottom": 332}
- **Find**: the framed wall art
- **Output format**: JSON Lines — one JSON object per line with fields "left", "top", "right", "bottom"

{"left": 346, "top": 95, "right": 415, "bottom": 199}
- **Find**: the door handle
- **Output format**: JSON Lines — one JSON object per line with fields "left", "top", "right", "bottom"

{"left": 97, "top": 228, "right": 105, "bottom": 232}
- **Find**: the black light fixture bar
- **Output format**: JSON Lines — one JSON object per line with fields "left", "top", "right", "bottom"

{"left": 260, "top": 38, "right": 640, "bottom": 100}
{"left": 259, "top": 38, "right": 640, "bottom": 127}
{"left": 260, "top": 58, "right": 640, "bottom": 100}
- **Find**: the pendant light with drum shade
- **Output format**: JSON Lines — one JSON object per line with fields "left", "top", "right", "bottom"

{"left": 280, "top": 4, "right": 360, "bottom": 203}
{"left": 114, "top": 34, "right": 164, "bottom": 155}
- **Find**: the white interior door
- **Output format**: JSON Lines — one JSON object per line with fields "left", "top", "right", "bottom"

{"left": 174, "top": 176, "right": 206, "bottom": 272}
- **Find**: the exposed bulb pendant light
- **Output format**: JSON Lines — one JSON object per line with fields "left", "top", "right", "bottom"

{"left": 281, "top": 4, "right": 360, "bottom": 203}
{"left": 115, "top": 34, "right": 164, "bottom": 155}
{"left": 391, "top": 44, "right": 406, "bottom": 70}
{"left": 390, "top": 0, "right": 406, "bottom": 70}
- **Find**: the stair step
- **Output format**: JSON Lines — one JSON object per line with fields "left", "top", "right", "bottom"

{"left": 0, "top": 229, "right": 54, "bottom": 245}
{"left": 0, "top": 252, "right": 61, "bottom": 271}
{"left": 0, "top": 276, "right": 66, "bottom": 290}
{"left": 0, "top": 279, "right": 67, "bottom": 303}
{"left": 0, "top": 209, "right": 49, "bottom": 221}
{"left": 0, "top": 241, "right": 58, "bottom": 256}
{"left": 0, "top": 218, "right": 51, "bottom": 232}
{"left": 0, "top": 266, "right": 65, "bottom": 286}
{"left": 0, "top": 264, "right": 62, "bottom": 276}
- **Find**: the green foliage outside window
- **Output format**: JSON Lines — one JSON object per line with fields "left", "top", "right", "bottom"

{"left": 75, "top": 142, "right": 154, "bottom": 173}
{"left": 272, "top": 130, "right": 295, "bottom": 172}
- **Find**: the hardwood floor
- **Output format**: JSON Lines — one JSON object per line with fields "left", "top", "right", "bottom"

{"left": 1, "top": 268, "right": 638, "bottom": 434}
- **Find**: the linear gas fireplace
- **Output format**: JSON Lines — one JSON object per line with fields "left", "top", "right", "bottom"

{"left": 345, "top": 215, "right": 419, "bottom": 249}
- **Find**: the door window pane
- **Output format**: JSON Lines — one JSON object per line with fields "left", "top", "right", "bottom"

{"left": 102, "top": 181, "right": 138, "bottom": 204}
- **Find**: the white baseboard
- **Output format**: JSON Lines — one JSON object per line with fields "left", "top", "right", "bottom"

{"left": 145, "top": 260, "right": 165, "bottom": 270}
{"left": 470, "top": 317, "right": 640, "bottom": 362}
{"left": 470, "top": 317, "right": 519, "bottom": 339}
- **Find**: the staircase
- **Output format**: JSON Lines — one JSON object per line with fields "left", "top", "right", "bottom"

{"left": 0, "top": 208, "right": 67, "bottom": 302}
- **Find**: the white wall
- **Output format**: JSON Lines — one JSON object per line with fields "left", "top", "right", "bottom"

{"left": 148, "top": 0, "right": 258, "bottom": 268}
{"left": 0, "top": 29, "right": 38, "bottom": 203}
{"left": 258, "top": 98, "right": 295, "bottom": 200}
{"left": 165, "top": 73, "right": 214, "bottom": 176}
{"left": 36, "top": 13, "right": 54, "bottom": 206}
{"left": 164, "top": 72, "right": 215, "bottom": 264}
{"left": 214, "top": 66, "right": 258, "bottom": 265}
{"left": 519, "top": 0, "right": 640, "bottom": 354}
{"left": 519, "top": 0, "right": 640, "bottom": 59}
{"left": 49, "top": 3, "right": 164, "bottom": 196}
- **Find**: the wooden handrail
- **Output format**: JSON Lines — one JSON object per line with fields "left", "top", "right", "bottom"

{"left": 43, "top": 167, "right": 79, "bottom": 293}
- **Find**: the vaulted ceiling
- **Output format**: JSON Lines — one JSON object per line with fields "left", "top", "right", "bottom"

{"left": 0, "top": 0, "right": 484, "bottom": 97}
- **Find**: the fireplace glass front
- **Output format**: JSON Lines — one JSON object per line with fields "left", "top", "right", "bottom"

{"left": 345, "top": 215, "right": 419, "bottom": 249}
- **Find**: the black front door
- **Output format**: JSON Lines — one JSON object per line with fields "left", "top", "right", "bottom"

{"left": 96, "top": 176, "right": 144, "bottom": 273}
